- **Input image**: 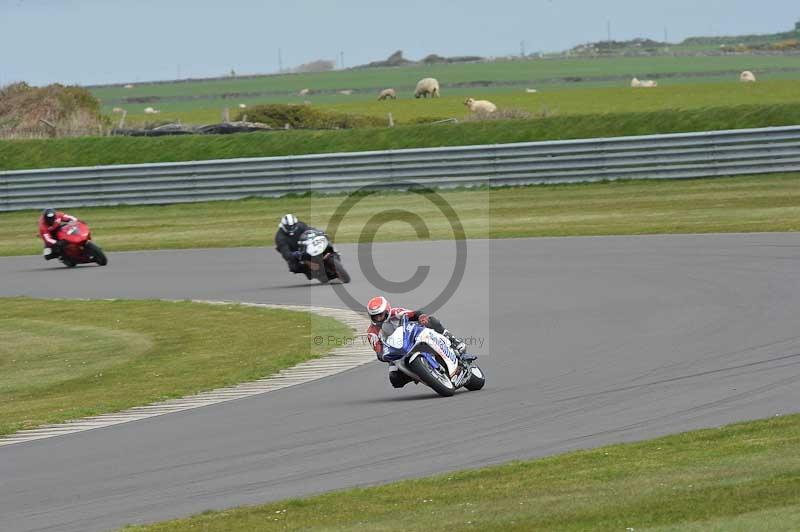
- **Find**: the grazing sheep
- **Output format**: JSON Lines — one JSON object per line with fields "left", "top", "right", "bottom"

{"left": 298, "top": 88, "right": 311, "bottom": 96}
{"left": 143, "top": 107, "right": 160, "bottom": 114}
{"left": 631, "top": 77, "right": 657, "bottom": 88}
{"left": 377, "top": 88, "right": 397, "bottom": 100}
{"left": 338, "top": 89, "right": 354, "bottom": 95}
{"left": 238, "top": 103, "right": 247, "bottom": 109}
{"left": 740, "top": 70, "right": 757, "bottom": 82}
{"left": 525, "top": 88, "right": 538, "bottom": 93}
{"left": 124, "top": 84, "right": 134, "bottom": 89}
{"left": 112, "top": 107, "right": 124, "bottom": 113}
{"left": 464, "top": 97, "right": 497, "bottom": 114}
{"left": 414, "top": 77, "right": 440, "bottom": 98}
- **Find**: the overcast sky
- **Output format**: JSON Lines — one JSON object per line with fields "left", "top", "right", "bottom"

{"left": 1, "top": 0, "right": 797, "bottom": 86}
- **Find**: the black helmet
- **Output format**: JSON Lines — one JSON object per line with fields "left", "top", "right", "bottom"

{"left": 42, "top": 208, "right": 56, "bottom": 226}
{"left": 280, "top": 214, "right": 299, "bottom": 235}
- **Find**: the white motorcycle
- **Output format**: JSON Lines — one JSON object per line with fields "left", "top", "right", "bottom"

{"left": 297, "top": 228, "right": 351, "bottom": 284}
{"left": 382, "top": 316, "right": 485, "bottom": 397}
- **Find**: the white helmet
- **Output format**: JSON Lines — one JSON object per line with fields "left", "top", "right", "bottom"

{"left": 279, "top": 214, "right": 299, "bottom": 235}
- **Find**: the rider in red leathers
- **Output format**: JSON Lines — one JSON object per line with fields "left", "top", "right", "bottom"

{"left": 366, "top": 295, "right": 466, "bottom": 388}
{"left": 38, "top": 208, "right": 77, "bottom": 260}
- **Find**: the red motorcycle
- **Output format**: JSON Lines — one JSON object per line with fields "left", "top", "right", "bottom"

{"left": 53, "top": 219, "right": 108, "bottom": 267}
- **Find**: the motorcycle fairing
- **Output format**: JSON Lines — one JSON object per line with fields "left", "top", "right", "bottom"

{"left": 383, "top": 318, "right": 459, "bottom": 377}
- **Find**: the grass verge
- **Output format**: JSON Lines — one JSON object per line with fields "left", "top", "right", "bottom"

{"left": 3, "top": 101, "right": 800, "bottom": 171}
{"left": 1, "top": 173, "right": 799, "bottom": 257}
{"left": 0, "top": 298, "right": 349, "bottom": 436}
{"left": 123, "top": 413, "right": 800, "bottom": 531}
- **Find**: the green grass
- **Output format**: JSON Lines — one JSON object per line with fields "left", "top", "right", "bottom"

{"left": 5, "top": 100, "right": 800, "bottom": 171}
{"left": 0, "top": 298, "right": 349, "bottom": 436}
{"left": 122, "top": 413, "right": 800, "bottom": 531}
{"left": 1, "top": 173, "right": 799, "bottom": 257}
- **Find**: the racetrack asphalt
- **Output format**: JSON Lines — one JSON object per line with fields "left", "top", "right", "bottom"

{"left": 1, "top": 233, "right": 799, "bottom": 531}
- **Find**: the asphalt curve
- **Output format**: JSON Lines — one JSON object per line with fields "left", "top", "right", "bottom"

{"left": 2, "top": 234, "right": 800, "bottom": 532}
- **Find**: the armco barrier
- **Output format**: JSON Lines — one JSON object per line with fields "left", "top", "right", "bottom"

{"left": 2, "top": 125, "right": 800, "bottom": 211}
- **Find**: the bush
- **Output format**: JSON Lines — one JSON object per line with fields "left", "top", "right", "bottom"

{"left": 235, "top": 104, "right": 384, "bottom": 129}
{"left": 0, "top": 82, "right": 106, "bottom": 136}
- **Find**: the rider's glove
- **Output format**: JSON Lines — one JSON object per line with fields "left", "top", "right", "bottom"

{"left": 290, "top": 250, "right": 303, "bottom": 260}
{"left": 444, "top": 331, "right": 467, "bottom": 355}
{"left": 453, "top": 339, "right": 467, "bottom": 354}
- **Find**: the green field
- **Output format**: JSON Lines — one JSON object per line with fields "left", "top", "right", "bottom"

{"left": 124, "top": 412, "right": 800, "bottom": 531}
{"left": 105, "top": 78, "right": 800, "bottom": 127}
{"left": 0, "top": 298, "right": 348, "bottom": 436}
{"left": 4, "top": 100, "right": 800, "bottom": 171}
{"left": 93, "top": 55, "right": 800, "bottom": 107}
{"left": 2, "top": 173, "right": 799, "bottom": 256}
{"left": 325, "top": 79, "right": 800, "bottom": 123}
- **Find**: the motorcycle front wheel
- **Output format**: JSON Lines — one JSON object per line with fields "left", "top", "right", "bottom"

{"left": 85, "top": 241, "right": 108, "bottom": 266}
{"left": 409, "top": 354, "right": 455, "bottom": 397}
{"left": 331, "top": 255, "right": 351, "bottom": 283}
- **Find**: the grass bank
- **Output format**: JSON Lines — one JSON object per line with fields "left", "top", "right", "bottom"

{"left": 3, "top": 101, "right": 800, "bottom": 171}
{"left": 124, "top": 413, "right": 800, "bottom": 531}
{"left": 0, "top": 298, "right": 349, "bottom": 436}
{"left": 1, "top": 173, "right": 799, "bottom": 257}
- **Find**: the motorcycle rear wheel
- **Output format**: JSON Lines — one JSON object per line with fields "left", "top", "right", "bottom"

{"left": 409, "top": 354, "right": 455, "bottom": 397}
{"left": 464, "top": 364, "right": 486, "bottom": 391}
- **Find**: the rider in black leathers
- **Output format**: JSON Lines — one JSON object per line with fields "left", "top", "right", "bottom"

{"left": 274, "top": 214, "right": 312, "bottom": 276}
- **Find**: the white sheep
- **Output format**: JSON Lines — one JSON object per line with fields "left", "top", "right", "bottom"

{"left": 298, "top": 88, "right": 311, "bottom": 96}
{"left": 740, "top": 70, "right": 756, "bottom": 82}
{"left": 338, "top": 89, "right": 354, "bottom": 95}
{"left": 124, "top": 84, "right": 134, "bottom": 89}
{"left": 143, "top": 107, "right": 160, "bottom": 114}
{"left": 631, "top": 77, "right": 657, "bottom": 88}
{"left": 238, "top": 103, "right": 247, "bottom": 109}
{"left": 112, "top": 107, "right": 124, "bottom": 113}
{"left": 414, "top": 77, "right": 440, "bottom": 98}
{"left": 464, "top": 97, "right": 497, "bottom": 114}
{"left": 377, "top": 88, "right": 397, "bottom": 100}
{"left": 525, "top": 88, "right": 538, "bottom": 93}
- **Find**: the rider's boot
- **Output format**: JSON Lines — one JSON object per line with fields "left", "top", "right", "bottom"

{"left": 389, "top": 370, "right": 413, "bottom": 388}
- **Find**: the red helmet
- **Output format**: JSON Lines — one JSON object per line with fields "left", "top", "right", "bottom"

{"left": 367, "top": 296, "right": 390, "bottom": 324}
